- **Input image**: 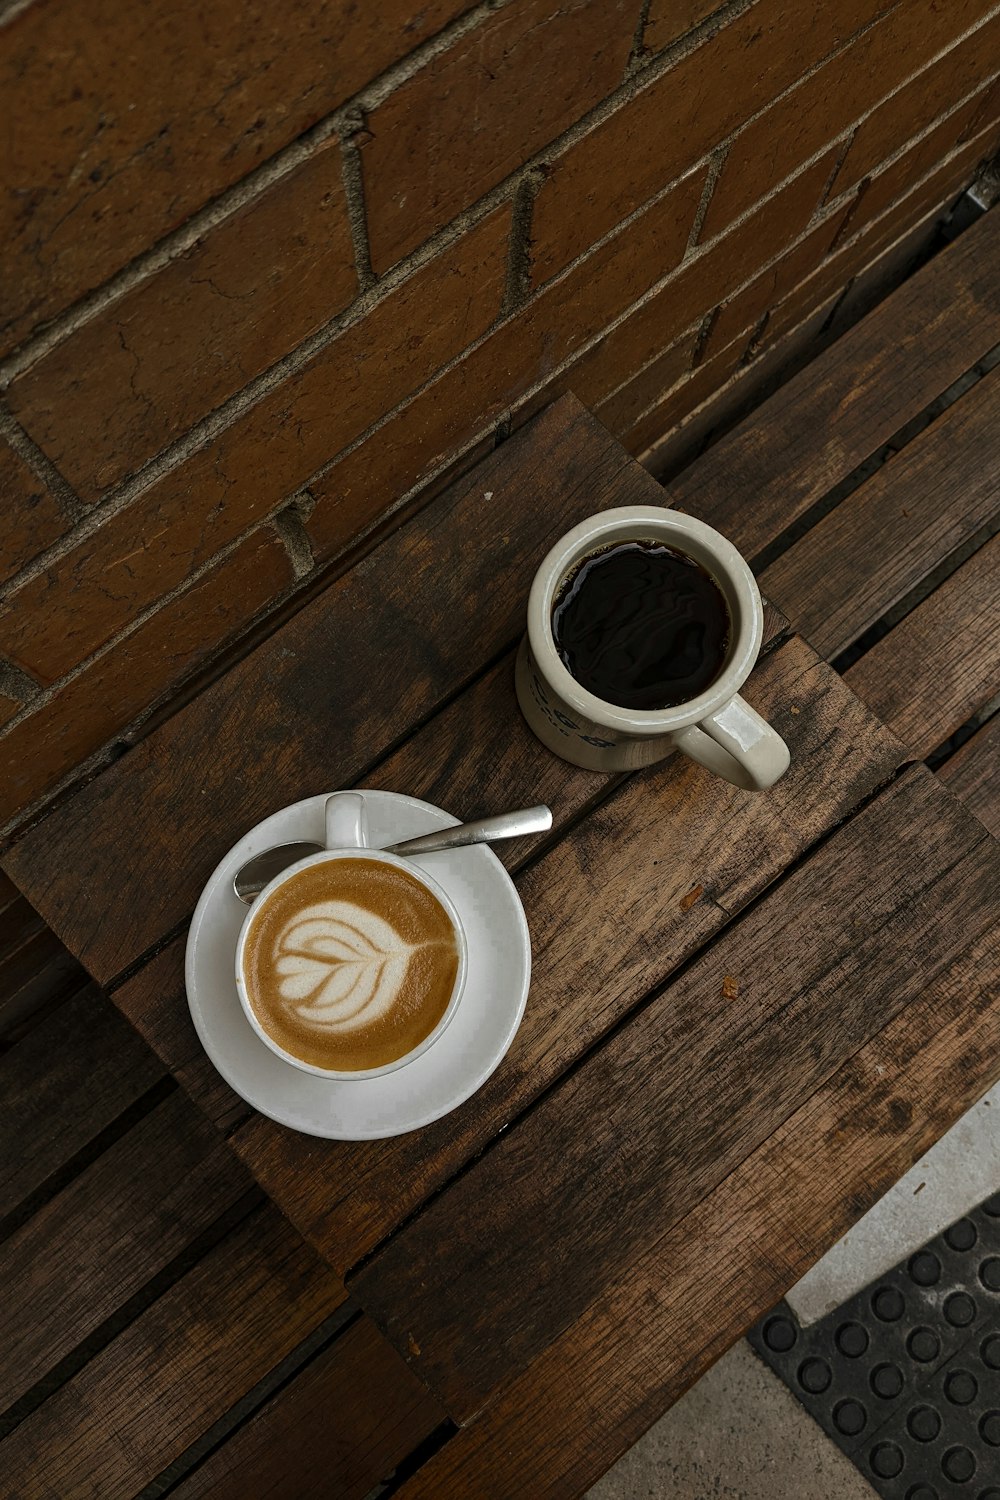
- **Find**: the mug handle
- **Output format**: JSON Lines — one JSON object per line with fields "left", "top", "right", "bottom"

{"left": 325, "top": 792, "right": 370, "bottom": 849}
{"left": 672, "top": 695, "right": 790, "bottom": 791}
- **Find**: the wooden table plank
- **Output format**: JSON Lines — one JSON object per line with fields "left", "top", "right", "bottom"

{"left": 350, "top": 767, "right": 998, "bottom": 1417}
{"left": 172, "top": 1316, "right": 447, "bottom": 1500}
{"left": 0, "top": 1206, "right": 345, "bottom": 1499}
{"left": 0, "top": 1090, "right": 251, "bottom": 1412}
{"left": 394, "top": 912, "right": 1000, "bottom": 1499}
{"left": 938, "top": 711, "right": 1000, "bottom": 836}
{"left": 224, "top": 636, "right": 901, "bottom": 1274}
{"left": 2, "top": 397, "right": 661, "bottom": 987}
{"left": 759, "top": 363, "right": 1000, "bottom": 659}
{"left": 662, "top": 207, "right": 1000, "bottom": 562}
{"left": 0, "top": 987, "right": 164, "bottom": 1222}
{"left": 845, "top": 531, "right": 1000, "bottom": 759}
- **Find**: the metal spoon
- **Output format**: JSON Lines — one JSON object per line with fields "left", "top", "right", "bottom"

{"left": 233, "top": 804, "right": 553, "bottom": 903}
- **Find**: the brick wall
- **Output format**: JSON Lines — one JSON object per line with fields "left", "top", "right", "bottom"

{"left": 2, "top": 0, "right": 999, "bottom": 831}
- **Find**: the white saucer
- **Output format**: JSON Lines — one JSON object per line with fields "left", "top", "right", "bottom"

{"left": 185, "top": 790, "right": 531, "bottom": 1139}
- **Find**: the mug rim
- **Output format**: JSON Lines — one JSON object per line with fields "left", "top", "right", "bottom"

{"left": 235, "top": 846, "right": 469, "bottom": 1081}
{"left": 527, "top": 505, "right": 763, "bottom": 733}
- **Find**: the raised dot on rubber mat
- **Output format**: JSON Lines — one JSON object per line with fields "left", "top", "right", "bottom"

{"left": 908, "top": 1326, "right": 941, "bottom": 1363}
{"left": 982, "top": 1193, "right": 1000, "bottom": 1218}
{"left": 980, "top": 1410, "right": 1000, "bottom": 1446}
{"left": 982, "top": 1335, "right": 1000, "bottom": 1370}
{"left": 797, "top": 1357, "right": 831, "bottom": 1394}
{"left": 870, "top": 1441, "right": 904, "bottom": 1479}
{"left": 941, "top": 1446, "right": 976, "bottom": 1483}
{"left": 976, "top": 1489, "right": 1000, "bottom": 1500}
{"left": 834, "top": 1398, "right": 867, "bottom": 1436}
{"left": 944, "top": 1291, "right": 977, "bottom": 1327}
{"left": 944, "top": 1369, "right": 978, "bottom": 1405}
{"left": 979, "top": 1256, "right": 1000, "bottom": 1292}
{"left": 908, "top": 1250, "right": 941, "bottom": 1286}
{"left": 907, "top": 1405, "right": 942, "bottom": 1442}
{"left": 873, "top": 1286, "right": 905, "bottom": 1321}
{"left": 871, "top": 1362, "right": 904, "bottom": 1399}
{"left": 836, "top": 1320, "right": 870, "bottom": 1357}
{"left": 946, "top": 1217, "right": 979, "bottom": 1249}
{"left": 762, "top": 1315, "right": 796, "bottom": 1352}
{"left": 905, "top": 1485, "right": 939, "bottom": 1500}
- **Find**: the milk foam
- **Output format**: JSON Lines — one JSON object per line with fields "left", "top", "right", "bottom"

{"left": 273, "top": 899, "right": 425, "bottom": 1033}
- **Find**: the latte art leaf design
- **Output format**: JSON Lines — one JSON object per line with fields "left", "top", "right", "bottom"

{"left": 273, "top": 900, "right": 437, "bottom": 1033}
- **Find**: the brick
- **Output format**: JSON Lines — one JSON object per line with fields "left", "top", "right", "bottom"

{"left": 593, "top": 326, "right": 701, "bottom": 434}
{"left": 829, "top": 16, "right": 1000, "bottom": 196}
{"left": 834, "top": 95, "right": 1000, "bottom": 247}
{"left": 0, "top": 438, "right": 68, "bottom": 586}
{"left": 361, "top": 0, "right": 635, "bottom": 274}
{"left": 700, "top": 0, "right": 998, "bottom": 240}
{"left": 0, "top": 0, "right": 467, "bottom": 353}
{"left": 306, "top": 153, "right": 836, "bottom": 560}
{"left": 0, "top": 207, "right": 509, "bottom": 685}
{"left": 529, "top": 0, "right": 899, "bottom": 285}
{"left": 0, "top": 529, "right": 292, "bottom": 825}
{"left": 8, "top": 139, "right": 356, "bottom": 501}
{"left": 698, "top": 215, "right": 852, "bottom": 366}
{"left": 644, "top": 0, "right": 724, "bottom": 55}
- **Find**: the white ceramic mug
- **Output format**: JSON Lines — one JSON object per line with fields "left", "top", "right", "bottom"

{"left": 515, "top": 506, "right": 790, "bottom": 788}
{"left": 234, "top": 792, "right": 468, "bottom": 1079}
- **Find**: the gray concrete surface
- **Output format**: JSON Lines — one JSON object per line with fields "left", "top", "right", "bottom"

{"left": 585, "top": 1340, "right": 875, "bottom": 1500}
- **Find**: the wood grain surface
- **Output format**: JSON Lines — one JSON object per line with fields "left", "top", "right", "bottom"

{"left": 227, "top": 636, "right": 902, "bottom": 1275}
{"left": 2, "top": 396, "right": 662, "bottom": 985}
{"left": 0, "top": 987, "right": 164, "bottom": 1221}
{"left": 351, "top": 767, "right": 998, "bottom": 1417}
{"left": 173, "top": 1316, "right": 446, "bottom": 1500}
{"left": 845, "top": 531, "right": 1000, "bottom": 758}
{"left": 0, "top": 1090, "right": 250, "bottom": 1411}
{"left": 0, "top": 1206, "right": 345, "bottom": 1499}
{"left": 663, "top": 207, "right": 1000, "bottom": 562}
{"left": 760, "top": 364, "right": 1000, "bottom": 658}
{"left": 394, "top": 904, "right": 1000, "bottom": 1498}
{"left": 938, "top": 711, "right": 1000, "bottom": 836}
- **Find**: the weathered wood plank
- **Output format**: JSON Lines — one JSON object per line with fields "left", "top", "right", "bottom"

{"left": 0, "top": 1090, "right": 251, "bottom": 1411}
{"left": 173, "top": 1316, "right": 446, "bottom": 1500}
{"left": 664, "top": 206, "right": 1000, "bottom": 561}
{"left": 114, "top": 942, "right": 253, "bottom": 1136}
{"left": 3, "top": 396, "right": 661, "bottom": 986}
{"left": 227, "top": 636, "right": 901, "bottom": 1275}
{"left": 394, "top": 909, "right": 1000, "bottom": 1499}
{"left": 0, "top": 986, "right": 164, "bottom": 1221}
{"left": 350, "top": 767, "right": 998, "bottom": 1417}
{"left": 845, "top": 531, "right": 1000, "bottom": 759}
{"left": 937, "top": 711, "right": 1000, "bottom": 836}
{"left": 0, "top": 1206, "right": 345, "bottom": 1499}
{"left": 759, "top": 364, "right": 1000, "bottom": 659}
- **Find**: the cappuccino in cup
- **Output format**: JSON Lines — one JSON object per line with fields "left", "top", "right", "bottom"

{"left": 240, "top": 854, "right": 462, "bottom": 1073}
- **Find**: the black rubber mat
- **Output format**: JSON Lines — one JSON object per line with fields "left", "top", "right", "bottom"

{"left": 749, "top": 1193, "right": 1000, "bottom": 1498}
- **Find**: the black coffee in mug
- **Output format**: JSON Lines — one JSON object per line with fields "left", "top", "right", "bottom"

{"left": 551, "top": 539, "right": 730, "bottom": 711}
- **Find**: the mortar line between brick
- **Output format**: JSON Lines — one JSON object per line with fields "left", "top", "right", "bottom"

{"left": 625, "top": 0, "right": 654, "bottom": 75}
{"left": 816, "top": 129, "right": 858, "bottom": 213}
{"left": 687, "top": 146, "right": 729, "bottom": 252}
{"left": 503, "top": 168, "right": 546, "bottom": 316}
{"left": 338, "top": 115, "right": 376, "bottom": 294}
{"left": 0, "top": 404, "right": 87, "bottom": 525}
{"left": 0, "top": 659, "right": 41, "bottom": 707}
{"left": 271, "top": 498, "right": 316, "bottom": 579}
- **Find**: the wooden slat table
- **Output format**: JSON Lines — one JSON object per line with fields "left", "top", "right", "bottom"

{"left": 5, "top": 212, "right": 1000, "bottom": 1497}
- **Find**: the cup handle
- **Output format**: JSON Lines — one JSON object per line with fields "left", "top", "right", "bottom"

{"left": 672, "top": 694, "right": 790, "bottom": 791}
{"left": 325, "top": 792, "right": 369, "bottom": 849}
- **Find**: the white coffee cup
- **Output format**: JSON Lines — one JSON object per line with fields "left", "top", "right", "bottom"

{"left": 234, "top": 792, "right": 468, "bottom": 1080}
{"left": 515, "top": 506, "right": 790, "bottom": 788}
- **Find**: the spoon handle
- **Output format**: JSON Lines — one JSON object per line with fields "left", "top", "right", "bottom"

{"left": 383, "top": 805, "right": 552, "bottom": 856}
